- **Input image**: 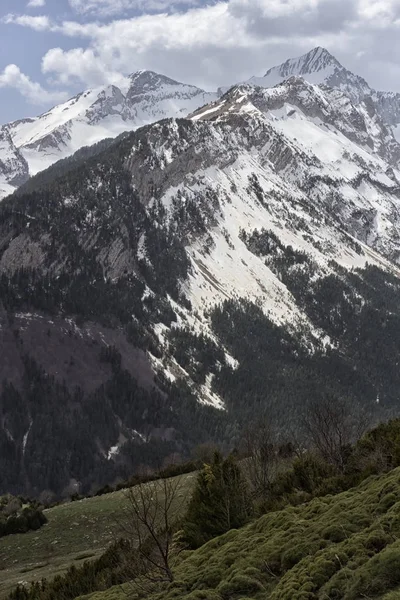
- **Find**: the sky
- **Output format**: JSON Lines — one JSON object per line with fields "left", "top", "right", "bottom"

{"left": 1, "top": 0, "right": 400, "bottom": 125}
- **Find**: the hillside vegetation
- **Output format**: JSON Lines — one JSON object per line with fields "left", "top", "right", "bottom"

{"left": 9, "top": 417, "right": 400, "bottom": 600}
{"left": 0, "top": 495, "right": 47, "bottom": 538}
{"left": 82, "top": 466, "right": 400, "bottom": 600}
{"left": 0, "top": 475, "right": 195, "bottom": 599}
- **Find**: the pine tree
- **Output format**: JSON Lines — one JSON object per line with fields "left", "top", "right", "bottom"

{"left": 182, "top": 452, "right": 252, "bottom": 548}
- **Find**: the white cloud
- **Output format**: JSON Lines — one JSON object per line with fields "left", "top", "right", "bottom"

{"left": 0, "top": 64, "right": 67, "bottom": 105}
{"left": 2, "top": 14, "right": 51, "bottom": 31}
{"left": 68, "top": 0, "right": 203, "bottom": 17}
{"left": 37, "top": 3, "right": 258, "bottom": 90}
{"left": 3, "top": 0, "right": 400, "bottom": 94}
{"left": 43, "top": 4, "right": 253, "bottom": 51}
{"left": 27, "top": 0, "right": 46, "bottom": 7}
{"left": 42, "top": 48, "right": 128, "bottom": 88}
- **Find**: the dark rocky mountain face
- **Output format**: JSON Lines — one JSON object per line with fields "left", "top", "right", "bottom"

{"left": 0, "top": 125, "right": 220, "bottom": 498}
{"left": 2, "top": 77, "right": 400, "bottom": 498}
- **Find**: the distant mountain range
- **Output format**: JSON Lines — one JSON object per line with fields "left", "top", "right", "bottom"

{"left": 2, "top": 48, "right": 400, "bottom": 497}
{"left": 1, "top": 47, "right": 400, "bottom": 200}
{"left": 0, "top": 71, "right": 215, "bottom": 199}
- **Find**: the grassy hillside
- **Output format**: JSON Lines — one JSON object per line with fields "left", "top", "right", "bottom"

{"left": 0, "top": 475, "right": 195, "bottom": 599}
{"left": 82, "top": 467, "right": 400, "bottom": 600}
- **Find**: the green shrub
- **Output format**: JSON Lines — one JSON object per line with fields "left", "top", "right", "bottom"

{"left": 217, "top": 575, "right": 264, "bottom": 598}
{"left": 322, "top": 525, "right": 348, "bottom": 543}
{"left": 365, "top": 531, "right": 391, "bottom": 552}
{"left": 347, "top": 545, "right": 400, "bottom": 598}
{"left": 281, "top": 545, "right": 310, "bottom": 571}
{"left": 182, "top": 453, "right": 252, "bottom": 548}
{"left": 195, "top": 567, "right": 224, "bottom": 588}
{"left": 0, "top": 505, "right": 47, "bottom": 538}
{"left": 184, "top": 592, "right": 222, "bottom": 600}
{"left": 377, "top": 493, "right": 398, "bottom": 513}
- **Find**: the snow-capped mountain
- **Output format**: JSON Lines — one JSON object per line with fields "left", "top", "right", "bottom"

{"left": 0, "top": 70, "right": 216, "bottom": 200}
{"left": 251, "top": 47, "right": 371, "bottom": 104}
{"left": 2, "top": 50, "right": 400, "bottom": 202}
{"left": 222, "top": 47, "right": 400, "bottom": 143}
{"left": 4, "top": 62, "right": 400, "bottom": 496}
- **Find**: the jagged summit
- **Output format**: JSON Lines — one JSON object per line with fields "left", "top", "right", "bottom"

{"left": 128, "top": 70, "right": 196, "bottom": 89}
{"left": 128, "top": 70, "right": 180, "bottom": 90}
{"left": 263, "top": 47, "right": 340, "bottom": 79}
{"left": 250, "top": 47, "right": 371, "bottom": 102}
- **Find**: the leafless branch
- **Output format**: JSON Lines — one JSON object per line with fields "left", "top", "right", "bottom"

{"left": 116, "top": 475, "right": 185, "bottom": 595}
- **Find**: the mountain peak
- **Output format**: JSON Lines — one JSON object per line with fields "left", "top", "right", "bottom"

{"left": 296, "top": 46, "right": 338, "bottom": 65}
{"left": 264, "top": 47, "right": 341, "bottom": 80}
{"left": 245, "top": 46, "right": 372, "bottom": 106}
{"left": 0, "top": 70, "right": 216, "bottom": 198}
{"left": 128, "top": 70, "right": 181, "bottom": 88}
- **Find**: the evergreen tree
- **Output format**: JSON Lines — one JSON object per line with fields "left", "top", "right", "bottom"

{"left": 182, "top": 452, "right": 252, "bottom": 548}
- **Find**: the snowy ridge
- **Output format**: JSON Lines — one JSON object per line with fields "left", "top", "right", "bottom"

{"left": 2, "top": 49, "right": 400, "bottom": 199}
{"left": 110, "top": 102, "right": 400, "bottom": 395}
{"left": 0, "top": 71, "right": 216, "bottom": 197}
{"left": 117, "top": 84, "right": 400, "bottom": 351}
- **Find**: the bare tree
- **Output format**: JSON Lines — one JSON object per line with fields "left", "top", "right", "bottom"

{"left": 118, "top": 475, "right": 185, "bottom": 593}
{"left": 243, "top": 419, "right": 279, "bottom": 499}
{"left": 302, "top": 397, "right": 370, "bottom": 472}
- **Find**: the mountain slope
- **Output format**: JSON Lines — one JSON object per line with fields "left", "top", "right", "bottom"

{"left": 0, "top": 71, "right": 216, "bottom": 199}
{"left": 77, "top": 466, "right": 400, "bottom": 600}
{"left": 241, "top": 47, "right": 400, "bottom": 142}
{"left": 190, "top": 80, "right": 400, "bottom": 261}
{"left": 0, "top": 473, "right": 194, "bottom": 598}
{"left": 2, "top": 81, "right": 400, "bottom": 496}
{"left": 0, "top": 128, "right": 29, "bottom": 198}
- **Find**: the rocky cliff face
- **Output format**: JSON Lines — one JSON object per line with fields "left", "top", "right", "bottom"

{"left": 0, "top": 128, "right": 29, "bottom": 198}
